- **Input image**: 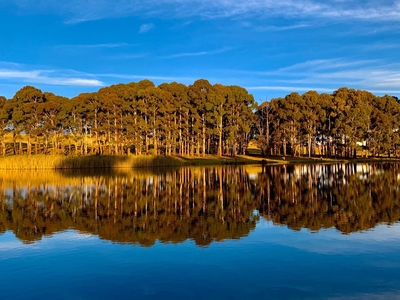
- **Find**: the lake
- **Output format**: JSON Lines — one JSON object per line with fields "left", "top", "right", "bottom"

{"left": 1, "top": 163, "right": 400, "bottom": 299}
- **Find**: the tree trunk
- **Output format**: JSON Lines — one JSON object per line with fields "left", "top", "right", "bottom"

{"left": 27, "top": 136, "right": 31, "bottom": 155}
{"left": 153, "top": 127, "right": 157, "bottom": 155}
{"left": 218, "top": 115, "right": 223, "bottom": 156}
{"left": 202, "top": 123, "right": 206, "bottom": 156}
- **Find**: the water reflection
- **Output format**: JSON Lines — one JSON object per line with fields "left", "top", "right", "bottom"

{"left": 0, "top": 167, "right": 258, "bottom": 246}
{"left": 256, "top": 163, "right": 400, "bottom": 233}
{"left": 0, "top": 163, "right": 399, "bottom": 246}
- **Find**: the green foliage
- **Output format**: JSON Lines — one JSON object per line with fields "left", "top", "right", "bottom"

{"left": 256, "top": 88, "right": 400, "bottom": 158}
{"left": 1, "top": 83, "right": 400, "bottom": 161}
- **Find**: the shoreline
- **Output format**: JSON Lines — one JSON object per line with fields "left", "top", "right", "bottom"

{"left": 0, "top": 154, "right": 399, "bottom": 170}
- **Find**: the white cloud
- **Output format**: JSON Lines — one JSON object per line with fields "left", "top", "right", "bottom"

{"left": 249, "top": 23, "right": 311, "bottom": 32}
{"left": 98, "top": 73, "right": 195, "bottom": 82}
{"left": 275, "top": 59, "right": 377, "bottom": 73}
{"left": 241, "top": 58, "right": 400, "bottom": 96}
{"left": 0, "top": 67, "right": 104, "bottom": 87}
{"left": 0, "top": 61, "right": 22, "bottom": 67}
{"left": 247, "top": 86, "right": 334, "bottom": 92}
{"left": 7, "top": 0, "right": 400, "bottom": 23}
{"left": 56, "top": 43, "right": 131, "bottom": 49}
{"left": 163, "top": 47, "right": 231, "bottom": 59}
{"left": 139, "top": 23, "right": 154, "bottom": 33}
{"left": 108, "top": 53, "right": 148, "bottom": 59}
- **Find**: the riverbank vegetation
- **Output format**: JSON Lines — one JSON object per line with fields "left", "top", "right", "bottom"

{"left": 0, "top": 154, "right": 276, "bottom": 170}
{"left": 0, "top": 80, "right": 399, "bottom": 167}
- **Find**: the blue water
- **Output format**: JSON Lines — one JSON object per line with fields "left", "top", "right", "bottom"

{"left": 1, "top": 219, "right": 400, "bottom": 300}
{"left": 2, "top": 163, "right": 400, "bottom": 299}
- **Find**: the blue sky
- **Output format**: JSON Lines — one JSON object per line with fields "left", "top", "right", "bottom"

{"left": 0, "top": 0, "right": 399, "bottom": 104}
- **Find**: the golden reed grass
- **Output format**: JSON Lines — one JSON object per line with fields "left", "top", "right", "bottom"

{"left": 0, "top": 155, "right": 187, "bottom": 170}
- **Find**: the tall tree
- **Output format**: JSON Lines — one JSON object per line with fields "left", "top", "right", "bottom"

{"left": 369, "top": 95, "right": 400, "bottom": 157}
{"left": 332, "top": 88, "right": 372, "bottom": 158}
{"left": 159, "top": 82, "right": 190, "bottom": 155}
{"left": 0, "top": 96, "right": 10, "bottom": 156}
{"left": 212, "top": 84, "right": 230, "bottom": 156}
{"left": 255, "top": 99, "right": 273, "bottom": 156}
{"left": 188, "top": 79, "right": 214, "bottom": 156}
{"left": 225, "top": 86, "right": 255, "bottom": 156}
{"left": 40, "top": 92, "right": 68, "bottom": 154}
{"left": 301, "top": 91, "right": 326, "bottom": 157}
{"left": 11, "top": 86, "right": 46, "bottom": 154}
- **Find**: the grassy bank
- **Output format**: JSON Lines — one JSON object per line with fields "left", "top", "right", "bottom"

{"left": 0, "top": 155, "right": 189, "bottom": 170}
{"left": 0, "top": 154, "right": 394, "bottom": 170}
{"left": 0, "top": 154, "right": 275, "bottom": 170}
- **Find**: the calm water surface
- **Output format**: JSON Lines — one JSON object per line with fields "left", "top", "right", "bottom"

{"left": 1, "top": 164, "right": 400, "bottom": 299}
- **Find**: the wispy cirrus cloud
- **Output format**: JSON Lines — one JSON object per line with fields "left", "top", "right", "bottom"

{"left": 0, "top": 61, "right": 22, "bottom": 67}
{"left": 0, "top": 63, "right": 104, "bottom": 86}
{"left": 97, "top": 73, "right": 195, "bottom": 82}
{"left": 107, "top": 53, "right": 148, "bottom": 60}
{"left": 239, "top": 21, "right": 312, "bottom": 32}
{"left": 6, "top": 0, "right": 400, "bottom": 23}
{"left": 55, "top": 43, "right": 131, "bottom": 49}
{"left": 163, "top": 47, "right": 231, "bottom": 59}
{"left": 247, "top": 86, "right": 334, "bottom": 92}
{"left": 244, "top": 58, "right": 400, "bottom": 96}
{"left": 275, "top": 59, "right": 379, "bottom": 73}
{"left": 139, "top": 23, "right": 154, "bottom": 33}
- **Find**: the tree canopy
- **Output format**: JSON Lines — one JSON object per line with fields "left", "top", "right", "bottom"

{"left": 0, "top": 80, "right": 255, "bottom": 157}
{"left": 256, "top": 88, "right": 400, "bottom": 158}
{"left": 0, "top": 82, "right": 399, "bottom": 158}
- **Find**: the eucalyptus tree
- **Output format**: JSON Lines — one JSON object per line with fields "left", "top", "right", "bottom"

{"left": 318, "top": 93, "right": 334, "bottom": 157}
{"left": 136, "top": 80, "right": 156, "bottom": 154}
{"left": 159, "top": 82, "right": 190, "bottom": 155}
{"left": 0, "top": 96, "right": 9, "bottom": 156}
{"left": 139, "top": 86, "right": 173, "bottom": 155}
{"left": 332, "top": 88, "right": 373, "bottom": 158}
{"left": 269, "top": 93, "right": 303, "bottom": 156}
{"left": 155, "top": 88, "right": 175, "bottom": 155}
{"left": 268, "top": 98, "right": 286, "bottom": 155}
{"left": 69, "top": 92, "right": 101, "bottom": 155}
{"left": 225, "top": 86, "right": 255, "bottom": 156}
{"left": 284, "top": 92, "right": 303, "bottom": 156}
{"left": 369, "top": 95, "right": 400, "bottom": 157}
{"left": 11, "top": 86, "right": 47, "bottom": 154}
{"left": 110, "top": 83, "right": 145, "bottom": 155}
{"left": 301, "top": 91, "right": 326, "bottom": 157}
{"left": 61, "top": 95, "right": 83, "bottom": 154}
{"left": 255, "top": 99, "right": 273, "bottom": 155}
{"left": 118, "top": 82, "right": 142, "bottom": 155}
{"left": 98, "top": 86, "right": 125, "bottom": 155}
{"left": 40, "top": 92, "right": 68, "bottom": 154}
{"left": 212, "top": 84, "right": 231, "bottom": 156}
{"left": 188, "top": 79, "right": 214, "bottom": 156}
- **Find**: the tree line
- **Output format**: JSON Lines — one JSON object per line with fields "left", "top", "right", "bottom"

{"left": 256, "top": 88, "right": 400, "bottom": 158}
{"left": 0, "top": 81, "right": 399, "bottom": 158}
{"left": 0, "top": 79, "right": 255, "bottom": 156}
